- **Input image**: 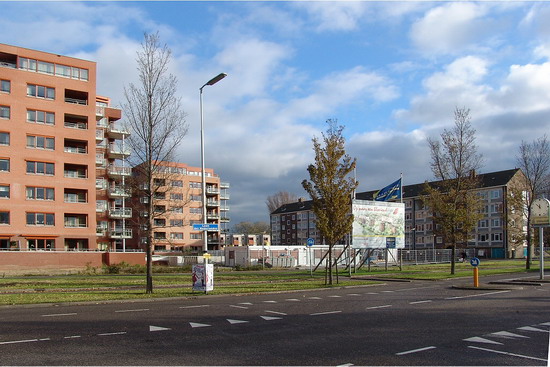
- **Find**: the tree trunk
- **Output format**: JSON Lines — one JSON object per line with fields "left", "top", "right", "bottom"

{"left": 146, "top": 240, "right": 153, "bottom": 294}
{"left": 328, "top": 245, "right": 333, "bottom": 285}
{"left": 526, "top": 225, "right": 532, "bottom": 270}
{"left": 450, "top": 244, "right": 456, "bottom": 275}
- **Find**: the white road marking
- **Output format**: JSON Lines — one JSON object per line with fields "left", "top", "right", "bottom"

{"left": 180, "top": 305, "right": 209, "bottom": 309}
{"left": 539, "top": 322, "right": 550, "bottom": 326}
{"left": 409, "top": 300, "right": 433, "bottom": 305}
{"left": 239, "top": 302, "right": 253, "bottom": 305}
{"left": 286, "top": 298, "right": 300, "bottom": 302}
{"left": 490, "top": 331, "right": 530, "bottom": 339}
{"left": 41, "top": 313, "right": 77, "bottom": 317}
{"left": 517, "top": 326, "right": 550, "bottom": 333}
{"left": 347, "top": 294, "right": 361, "bottom": 296}
{"left": 446, "top": 290, "right": 510, "bottom": 300}
{"left": 39, "top": 338, "right": 50, "bottom": 341}
{"left": 64, "top": 335, "right": 81, "bottom": 339}
{"left": 396, "top": 346, "right": 436, "bottom": 356}
{"left": 190, "top": 322, "right": 211, "bottom": 328}
{"left": 366, "top": 305, "right": 392, "bottom": 310}
{"left": 310, "top": 311, "right": 342, "bottom": 316}
{"left": 336, "top": 363, "right": 354, "bottom": 367}
{"left": 261, "top": 316, "right": 283, "bottom": 320}
{"left": 149, "top": 325, "right": 171, "bottom": 332}
{"left": 262, "top": 300, "right": 277, "bottom": 303}
{"left": 265, "top": 310, "right": 287, "bottom": 315}
{"left": 0, "top": 339, "right": 39, "bottom": 345}
{"left": 229, "top": 305, "right": 249, "bottom": 309}
{"left": 366, "top": 292, "right": 378, "bottom": 295}
{"left": 308, "top": 297, "right": 322, "bottom": 300}
{"left": 115, "top": 308, "right": 149, "bottom": 313}
{"left": 227, "top": 319, "right": 249, "bottom": 324}
{"left": 468, "top": 346, "right": 547, "bottom": 362}
{"left": 381, "top": 291, "right": 394, "bottom": 293}
{"left": 328, "top": 295, "right": 342, "bottom": 298}
{"left": 97, "top": 332, "right": 127, "bottom": 336}
{"left": 463, "top": 337, "right": 503, "bottom": 345}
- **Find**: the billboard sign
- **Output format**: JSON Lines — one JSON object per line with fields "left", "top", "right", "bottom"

{"left": 192, "top": 264, "right": 214, "bottom": 292}
{"left": 352, "top": 200, "right": 405, "bottom": 249}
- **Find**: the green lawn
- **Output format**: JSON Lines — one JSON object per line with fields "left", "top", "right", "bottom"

{"left": 0, "top": 259, "right": 545, "bottom": 305}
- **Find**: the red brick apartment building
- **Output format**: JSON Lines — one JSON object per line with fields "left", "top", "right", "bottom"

{"left": 0, "top": 43, "right": 130, "bottom": 253}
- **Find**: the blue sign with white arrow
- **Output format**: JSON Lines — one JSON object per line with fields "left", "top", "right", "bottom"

{"left": 307, "top": 238, "right": 315, "bottom": 247}
{"left": 470, "top": 257, "right": 480, "bottom": 267}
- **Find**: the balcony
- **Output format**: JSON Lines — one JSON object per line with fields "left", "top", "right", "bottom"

{"left": 96, "top": 202, "right": 107, "bottom": 212}
{"left": 106, "top": 124, "right": 130, "bottom": 140}
{"left": 107, "top": 165, "right": 131, "bottom": 178}
{"left": 65, "top": 89, "right": 88, "bottom": 105}
{"left": 65, "top": 190, "right": 87, "bottom": 203}
{"left": 64, "top": 215, "right": 88, "bottom": 228}
{"left": 108, "top": 187, "right": 131, "bottom": 198}
{"left": 96, "top": 154, "right": 106, "bottom": 167}
{"left": 96, "top": 129, "right": 104, "bottom": 141}
{"left": 64, "top": 170, "right": 87, "bottom": 179}
{"left": 96, "top": 227, "right": 107, "bottom": 237}
{"left": 207, "top": 213, "right": 219, "bottom": 220}
{"left": 96, "top": 106, "right": 105, "bottom": 117}
{"left": 64, "top": 146, "right": 87, "bottom": 154}
{"left": 109, "top": 228, "right": 132, "bottom": 239}
{"left": 108, "top": 208, "right": 132, "bottom": 219}
{"left": 220, "top": 205, "right": 230, "bottom": 211}
{"left": 206, "top": 200, "right": 219, "bottom": 208}
{"left": 108, "top": 144, "right": 131, "bottom": 159}
{"left": 64, "top": 121, "right": 88, "bottom": 130}
{"left": 96, "top": 178, "right": 108, "bottom": 190}
{"left": 220, "top": 193, "right": 230, "bottom": 200}
{"left": 220, "top": 182, "right": 230, "bottom": 189}
{"left": 206, "top": 187, "right": 220, "bottom": 195}
{"left": 220, "top": 216, "right": 230, "bottom": 223}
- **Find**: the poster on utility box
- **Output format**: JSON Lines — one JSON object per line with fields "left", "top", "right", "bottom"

{"left": 352, "top": 200, "right": 405, "bottom": 249}
{"left": 192, "top": 264, "right": 214, "bottom": 292}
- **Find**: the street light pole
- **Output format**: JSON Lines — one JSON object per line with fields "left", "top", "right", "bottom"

{"left": 199, "top": 73, "right": 227, "bottom": 255}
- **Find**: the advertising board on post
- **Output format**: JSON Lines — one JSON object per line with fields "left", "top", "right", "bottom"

{"left": 351, "top": 200, "right": 405, "bottom": 249}
{"left": 192, "top": 264, "right": 214, "bottom": 292}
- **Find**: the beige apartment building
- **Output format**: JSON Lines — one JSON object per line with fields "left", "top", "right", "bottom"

{"left": 0, "top": 43, "right": 128, "bottom": 252}
{"left": 129, "top": 161, "right": 229, "bottom": 252}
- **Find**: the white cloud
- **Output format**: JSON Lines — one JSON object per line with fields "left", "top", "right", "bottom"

{"left": 293, "top": 1, "right": 370, "bottom": 32}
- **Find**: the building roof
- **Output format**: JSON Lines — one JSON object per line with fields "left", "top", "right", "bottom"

{"left": 272, "top": 168, "right": 522, "bottom": 215}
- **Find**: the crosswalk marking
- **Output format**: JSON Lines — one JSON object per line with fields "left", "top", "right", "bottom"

{"left": 463, "top": 337, "right": 502, "bottom": 345}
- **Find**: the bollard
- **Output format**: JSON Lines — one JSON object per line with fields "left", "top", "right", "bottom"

{"left": 473, "top": 267, "right": 479, "bottom": 288}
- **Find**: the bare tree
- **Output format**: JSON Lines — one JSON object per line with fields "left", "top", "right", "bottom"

{"left": 266, "top": 191, "right": 298, "bottom": 214}
{"left": 124, "top": 33, "right": 188, "bottom": 294}
{"left": 302, "top": 119, "right": 358, "bottom": 285}
{"left": 422, "top": 108, "right": 483, "bottom": 274}
{"left": 233, "top": 221, "right": 270, "bottom": 235}
{"left": 516, "top": 135, "right": 550, "bottom": 269}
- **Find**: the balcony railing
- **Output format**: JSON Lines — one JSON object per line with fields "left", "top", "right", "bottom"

{"left": 108, "top": 208, "right": 132, "bottom": 219}
{"left": 220, "top": 182, "right": 230, "bottom": 189}
{"left": 108, "top": 146, "right": 131, "bottom": 159}
{"left": 220, "top": 194, "right": 230, "bottom": 200}
{"left": 65, "top": 121, "right": 88, "bottom": 130}
{"left": 65, "top": 221, "right": 87, "bottom": 228}
{"left": 107, "top": 166, "right": 131, "bottom": 177}
{"left": 109, "top": 228, "right": 132, "bottom": 239}
{"left": 64, "top": 170, "right": 87, "bottom": 179}
{"left": 64, "top": 146, "right": 88, "bottom": 154}
{"left": 65, "top": 195, "right": 87, "bottom": 203}
{"left": 96, "top": 106, "right": 105, "bottom": 116}
{"left": 107, "top": 125, "right": 130, "bottom": 139}
{"left": 108, "top": 187, "right": 131, "bottom": 198}
{"left": 96, "top": 202, "right": 107, "bottom": 212}
{"left": 206, "top": 187, "right": 220, "bottom": 195}
{"left": 96, "top": 227, "right": 108, "bottom": 236}
{"left": 65, "top": 97, "right": 88, "bottom": 105}
{"left": 96, "top": 178, "right": 108, "bottom": 190}
{"left": 206, "top": 200, "right": 219, "bottom": 207}
{"left": 96, "top": 129, "right": 104, "bottom": 140}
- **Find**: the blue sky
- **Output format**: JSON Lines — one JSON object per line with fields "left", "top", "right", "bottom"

{"left": 2, "top": 1, "right": 550, "bottom": 226}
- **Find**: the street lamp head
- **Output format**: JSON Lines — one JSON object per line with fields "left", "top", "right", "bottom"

{"left": 205, "top": 73, "right": 227, "bottom": 87}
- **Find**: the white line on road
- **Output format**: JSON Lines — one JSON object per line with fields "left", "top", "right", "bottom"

{"left": 262, "top": 300, "right": 278, "bottom": 303}
{"left": 336, "top": 363, "right": 354, "bottom": 367}
{"left": 381, "top": 291, "right": 394, "bottom": 293}
{"left": 396, "top": 346, "right": 436, "bottom": 355}
{"left": 308, "top": 297, "right": 322, "bottom": 300}
{"left": 64, "top": 335, "right": 81, "bottom": 339}
{"left": 179, "top": 305, "right": 209, "bottom": 309}
{"left": 97, "top": 332, "right": 127, "bottom": 336}
{"left": 229, "top": 305, "right": 249, "bottom": 309}
{"left": 347, "top": 294, "right": 361, "bottom": 296}
{"left": 366, "top": 305, "right": 392, "bottom": 310}
{"left": 366, "top": 292, "right": 378, "bottom": 295}
{"left": 409, "top": 300, "right": 433, "bottom": 305}
{"left": 265, "top": 310, "right": 287, "bottom": 315}
{"left": 0, "top": 339, "right": 39, "bottom": 345}
{"left": 517, "top": 326, "right": 550, "bottom": 333}
{"left": 310, "top": 311, "right": 342, "bottom": 316}
{"left": 115, "top": 308, "right": 149, "bottom": 313}
{"left": 445, "top": 290, "right": 510, "bottom": 300}
{"left": 286, "top": 299, "right": 300, "bottom": 301}
{"left": 467, "top": 345, "right": 547, "bottom": 362}
{"left": 239, "top": 302, "right": 253, "bottom": 305}
{"left": 41, "top": 313, "right": 77, "bottom": 317}
{"left": 328, "top": 295, "right": 342, "bottom": 298}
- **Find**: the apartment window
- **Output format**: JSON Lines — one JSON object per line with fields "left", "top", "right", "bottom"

{"left": 55, "top": 64, "right": 71, "bottom": 78}
{"left": 64, "top": 214, "right": 87, "bottom": 228}
{"left": 190, "top": 233, "right": 202, "bottom": 240}
{"left": 0, "top": 158, "right": 9, "bottom": 172}
{"left": 153, "top": 192, "right": 165, "bottom": 200}
{"left": 170, "top": 232, "right": 184, "bottom": 240}
{"left": 27, "top": 110, "right": 55, "bottom": 125}
{"left": 27, "top": 135, "right": 55, "bottom": 150}
{"left": 170, "top": 219, "right": 184, "bottom": 227}
{"left": 491, "top": 218, "right": 501, "bottom": 228}
{"left": 27, "top": 84, "right": 55, "bottom": 99}
{"left": 154, "top": 178, "right": 166, "bottom": 186}
{"left": 154, "top": 232, "right": 166, "bottom": 240}
{"left": 153, "top": 205, "right": 165, "bottom": 213}
{"left": 189, "top": 182, "right": 201, "bottom": 189}
{"left": 37, "top": 60, "right": 54, "bottom": 74}
{"left": 28, "top": 238, "right": 54, "bottom": 250}
{"left": 0, "top": 106, "right": 9, "bottom": 119}
{"left": 26, "top": 161, "right": 54, "bottom": 175}
{"left": 490, "top": 203, "right": 502, "bottom": 213}
{"left": 140, "top": 197, "right": 149, "bottom": 204}
{"left": 171, "top": 180, "right": 183, "bottom": 187}
{"left": 0, "top": 132, "right": 9, "bottom": 145}
{"left": 0, "top": 80, "right": 10, "bottom": 93}
{"left": 190, "top": 195, "right": 201, "bottom": 202}
{"left": 189, "top": 208, "right": 201, "bottom": 214}
{"left": 26, "top": 212, "right": 55, "bottom": 226}
{"left": 490, "top": 189, "right": 501, "bottom": 199}
{"left": 170, "top": 193, "right": 183, "bottom": 200}
{"left": 26, "top": 186, "right": 55, "bottom": 201}
{"left": 172, "top": 206, "right": 184, "bottom": 214}
{"left": 478, "top": 219, "right": 489, "bottom": 229}
{"left": 154, "top": 218, "right": 166, "bottom": 226}
{"left": 0, "top": 185, "right": 9, "bottom": 198}
{"left": 491, "top": 233, "right": 502, "bottom": 242}
{"left": 0, "top": 211, "right": 9, "bottom": 224}
{"left": 478, "top": 233, "right": 489, "bottom": 242}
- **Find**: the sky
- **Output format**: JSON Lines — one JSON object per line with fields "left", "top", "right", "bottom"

{"left": 2, "top": 1, "right": 550, "bottom": 227}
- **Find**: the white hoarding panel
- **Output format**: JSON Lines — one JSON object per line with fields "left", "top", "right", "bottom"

{"left": 352, "top": 200, "right": 405, "bottom": 249}
{"left": 192, "top": 264, "right": 214, "bottom": 291}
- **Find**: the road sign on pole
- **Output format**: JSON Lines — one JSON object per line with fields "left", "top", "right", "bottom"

{"left": 193, "top": 223, "right": 219, "bottom": 231}
{"left": 307, "top": 238, "right": 315, "bottom": 247}
{"left": 470, "top": 257, "right": 480, "bottom": 267}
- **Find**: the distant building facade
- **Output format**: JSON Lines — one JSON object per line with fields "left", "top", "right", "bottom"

{"left": 271, "top": 169, "right": 527, "bottom": 258}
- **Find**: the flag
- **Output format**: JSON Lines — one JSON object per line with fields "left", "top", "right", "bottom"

{"left": 374, "top": 178, "right": 402, "bottom": 201}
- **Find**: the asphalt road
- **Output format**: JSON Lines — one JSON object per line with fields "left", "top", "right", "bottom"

{"left": 0, "top": 273, "right": 548, "bottom": 366}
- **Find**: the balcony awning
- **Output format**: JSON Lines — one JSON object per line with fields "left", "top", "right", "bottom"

{"left": 22, "top": 235, "right": 59, "bottom": 239}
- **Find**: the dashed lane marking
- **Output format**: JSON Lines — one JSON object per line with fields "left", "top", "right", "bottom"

{"left": 179, "top": 305, "right": 209, "bottom": 309}
{"left": 227, "top": 319, "right": 249, "bottom": 325}
{"left": 467, "top": 346, "right": 547, "bottom": 362}
{"left": 190, "top": 322, "right": 211, "bottom": 328}
{"left": 517, "top": 326, "right": 550, "bottom": 333}
{"left": 396, "top": 346, "right": 436, "bottom": 356}
{"left": 308, "top": 297, "right": 322, "bottom": 300}
{"left": 0, "top": 339, "right": 40, "bottom": 345}
{"left": 490, "top": 331, "right": 530, "bottom": 339}
{"left": 265, "top": 310, "right": 287, "bottom": 315}
{"left": 310, "top": 311, "right": 342, "bottom": 316}
{"left": 229, "top": 305, "right": 249, "bottom": 309}
{"left": 115, "top": 308, "right": 149, "bottom": 313}
{"left": 262, "top": 300, "right": 277, "bottom": 303}
{"left": 97, "top": 332, "right": 127, "bottom": 336}
{"left": 409, "top": 300, "right": 432, "bottom": 305}
{"left": 63, "top": 335, "right": 81, "bottom": 339}
{"left": 366, "top": 305, "right": 392, "bottom": 310}
{"left": 463, "top": 337, "right": 503, "bottom": 345}
{"left": 445, "top": 290, "right": 510, "bottom": 300}
{"left": 149, "top": 326, "right": 171, "bottom": 332}
{"left": 347, "top": 294, "right": 361, "bottom": 296}
{"left": 286, "top": 299, "right": 300, "bottom": 302}
{"left": 41, "top": 313, "right": 77, "bottom": 317}
{"left": 328, "top": 295, "right": 342, "bottom": 298}
{"left": 238, "top": 302, "right": 253, "bottom": 305}
{"left": 261, "top": 316, "right": 282, "bottom": 321}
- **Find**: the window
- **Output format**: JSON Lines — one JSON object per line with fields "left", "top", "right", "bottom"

{"left": 154, "top": 192, "right": 165, "bottom": 200}
{"left": 490, "top": 203, "right": 502, "bottom": 213}
{"left": 170, "top": 193, "right": 183, "bottom": 200}
{"left": 154, "top": 232, "right": 166, "bottom": 239}
{"left": 27, "top": 84, "right": 55, "bottom": 99}
{"left": 0, "top": 132, "right": 9, "bottom": 145}
{"left": 154, "top": 178, "right": 166, "bottom": 186}
{"left": 0, "top": 158, "right": 9, "bottom": 172}
{"left": 64, "top": 214, "right": 87, "bottom": 227}
{"left": 140, "top": 197, "right": 149, "bottom": 204}
{"left": 26, "top": 161, "right": 54, "bottom": 175}
{"left": 491, "top": 233, "right": 502, "bottom": 242}
{"left": 478, "top": 233, "right": 488, "bottom": 242}
{"left": 26, "top": 186, "right": 55, "bottom": 201}
{"left": 26, "top": 212, "right": 55, "bottom": 226}
{"left": 190, "top": 195, "right": 202, "bottom": 202}
{"left": 189, "top": 182, "right": 201, "bottom": 188}
{"left": 491, "top": 218, "right": 501, "bottom": 228}
{"left": 0, "top": 211, "right": 9, "bottom": 224}
{"left": 154, "top": 218, "right": 166, "bottom": 226}
{"left": 28, "top": 238, "right": 54, "bottom": 250}
{"left": 153, "top": 205, "right": 165, "bottom": 213}
{"left": 172, "top": 206, "right": 184, "bottom": 214}
{"left": 170, "top": 219, "right": 184, "bottom": 227}
{"left": 171, "top": 180, "right": 183, "bottom": 187}
{"left": 0, "top": 106, "right": 9, "bottom": 119}
{"left": 55, "top": 64, "right": 71, "bottom": 78}
{"left": 27, "top": 135, "right": 55, "bottom": 150}
{"left": 189, "top": 208, "right": 201, "bottom": 214}
{"left": 478, "top": 220, "right": 489, "bottom": 228}
{"left": 490, "top": 189, "right": 501, "bottom": 199}
{"left": 0, "top": 80, "right": 10, "bottom": 93}
{"left": 170, "top": 232, "right": 184, "bottom": 240}
{"left": 0, "top": 185, "right": 9, "bottom": 198}
{"left": 190, "top": 233, "right": 202, "bottom": 240}
{"left": 37, "top": 61, "right": 54, "bottom": 74}
{"left": 27, "top": 109, "right": 55, "bottom": 125}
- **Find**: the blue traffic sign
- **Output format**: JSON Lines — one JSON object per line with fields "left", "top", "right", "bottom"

{"left": 307, "top": 238, "right": 315, "bottom": 247}
{"left": 470, "top": 257, "right": 480, "bottom": 267}
{"left": 193, "top": 223, "right": 219, "bottom": 231}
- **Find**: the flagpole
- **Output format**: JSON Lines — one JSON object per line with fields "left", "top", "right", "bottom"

{"left": 400, "top": 172, "right": 403, "bottom": 203}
